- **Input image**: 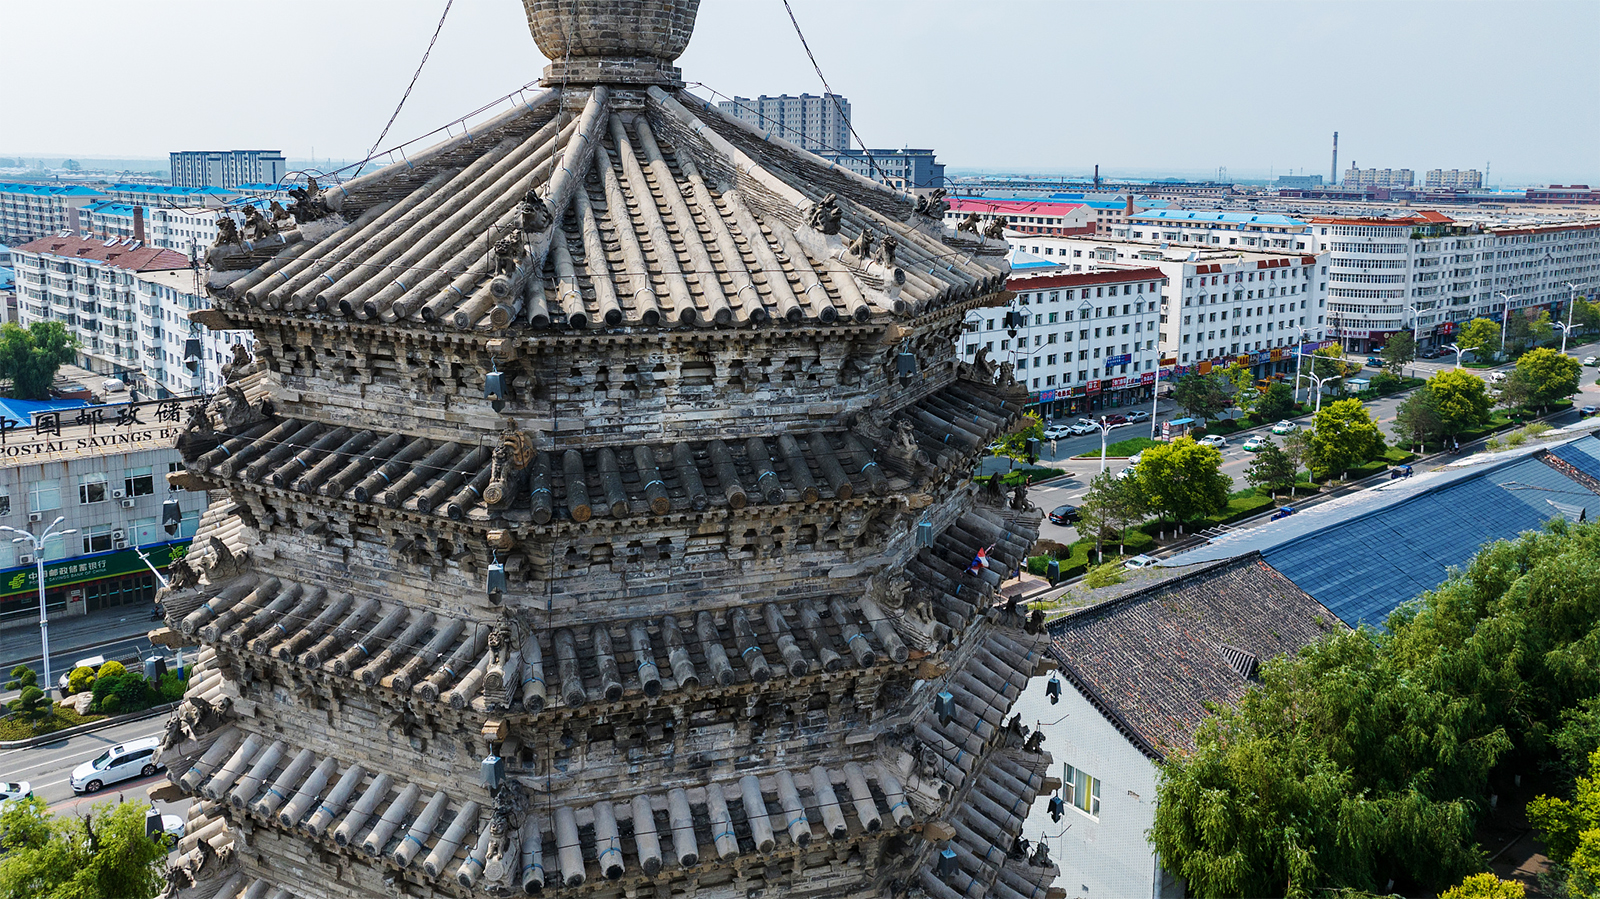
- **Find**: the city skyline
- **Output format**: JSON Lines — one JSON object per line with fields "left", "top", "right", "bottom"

{"left": 3, "top": 0, "right": 1596, "bottom": 186}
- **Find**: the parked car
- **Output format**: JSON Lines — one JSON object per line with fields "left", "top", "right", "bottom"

{"left": 1127, "top": 452, "right": 1143, "bottom": 466}
{"left": 1069, "top": 422, "right": 1097, "bottom": 436}
{"left": 1125, "top": 410, "right": 1151, "bottom": 422}
{"left": 1270, "top": 420, "right": 1301, "bottom": 435}
{"left": 0, "top": 782, "right": 31, "bottom": 802}
{"left": 1419, "top": 348, "right": 1442, "bottom": 359}
{"left": 1366, "top": 356, "right": 1384, "bottom": 367}
{"left": 70, "top": 737, "right": 163, "bottom": 794}
{"left": 1042, "top": 425, "right": 1074, "bottom": 440}
{"left": 1584, "top": 356, "right": 1597, "bottom": 366}
{"left": 1103, "top": 414, "right": 1129, "bottom": 426}
{"left": 1581, "top": 405, "right": 1597, "bottom": 418}
{"left": 1490, "top": 371, "right": 1508, "bottom": 383}
{"left": 1199, "top": 435, "right": 1228, "bottom": 448}
{"left": 1270, "top": 506, "right": 1297, "bottom": 522}
{"left": 159, "top": 814, "right": 186, "bottom": 850}
{"left": 1243, "top": 435, "right": 1268, "bottom": 452}
{"left": 1123, "top": 554, "right": 1157, "bottom": 570}
{"left": 1117, "top": 466, "right": 1138, "bottom": 480}
{"left": 1048, "top": 504, "right": 1080, "bottom": 525}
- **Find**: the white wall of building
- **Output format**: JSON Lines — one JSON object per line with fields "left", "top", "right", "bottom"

{"left": 1012, "top": 673, "right": 1180, "bottom": 898}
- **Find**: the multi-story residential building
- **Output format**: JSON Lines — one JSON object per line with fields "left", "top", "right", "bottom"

{"left": 819, "top": 147, "right": 944, "bottom": 191}
{"left": 962, "top": 267, "right": 1167, "bottom": 417}
{"left": 1276, "top": 174, "right": 1324, "bottom": 190}
{"left": 11, "top": 235, "right": 252, "bottom": 397}
{"left": 943, "top": 197, "right": 1095, "bottom": 237}
{"left": 1119, "top": 209, "right": 1313, "bottom": 251}
{"left": 1342, "top": 166, "right": 1415, "bottom": 189}
{"left": 716, "top": 93, "right": 851, "bottom": 153}
{"left": 169, "top": 149, "right": 287, "bottom": 189}
{"left": 0, "top": 395, "right": 202, "bottom": 623}
{"left": 0, "top": 182, "right": 106, "bottom": 244}
{"left": 1424, "top": 168, "right": 1484, "bottom": 190}
{"left": 1000, "top": 233, "right": 1331, "bottom": 385}
{"left": 1524, "top": 185, "right": 1600, "bottom": 205}
{"left": 1310, "top": 212, "right": 1600, "bottom": 353}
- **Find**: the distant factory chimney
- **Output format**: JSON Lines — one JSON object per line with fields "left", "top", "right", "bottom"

{"left": 1094, "top": 164, "right": 1100, "bottom": 190}
{"left": 1331, "top": 132, "right": 1339, "bottom": 185}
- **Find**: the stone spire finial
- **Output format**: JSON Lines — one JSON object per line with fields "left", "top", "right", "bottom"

{"left": 524, "top": 0, "right": 701, "bottom": 87}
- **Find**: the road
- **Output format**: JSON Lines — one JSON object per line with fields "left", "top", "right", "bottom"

{"left": 1025, "top": 338, "right": 1600, "bottom": 548}
{"left": 0, "top": 714, "right": 188, "bottom": 819}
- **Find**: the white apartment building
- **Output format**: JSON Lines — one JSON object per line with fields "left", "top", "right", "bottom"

{"left": 1115, "top": 209, "right": 1313, "bottom": 251}
{"left": 1424, "top": 168, "right": 1484, "bottom": 190}
{"left": 1310, "top": 213, "right": 1600, "bottom": 353}
{"left": 1004, "top": 232, "right": 1331, "bottom": 384}
{"left": 169, "top": 149, "right": 287, "bottom": 189}
{"left": 12, "top": 235, "right": 252, "bottom": 398}
{"left": 963, "top": 268, "right": 1167, "bottom": 417}
{"left": 0, "top": 182, "right": 105, "bottom": 244}
{"left": 716, "top": 93, "right": 851, "bottom": 153}
{"left": 1342, "top": 166, "right": 1415, "bottom": 190}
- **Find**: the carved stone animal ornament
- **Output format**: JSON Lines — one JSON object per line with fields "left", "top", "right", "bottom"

{"left": 962, "top": 346, "right": 999, "bottom": 385}
{"left": 982, "top": 216, "right": 1007, "bottom": 240}
{"left": 1023, "top": 729, "right": 1046, "bottom": 753}
{"left": 874, "top": 234, "right": 898, "bottom": 268}
{"left": 1010, "top": 481, "right": 1031, "bottom": 512}
{"left": 492, "top": 230, "right": 525, "bottom": 278}
{"left": 808, "top": 193, "right": 843, "bottom": 235}
{"left": 175, "top": 403, "right": 220, "bottom": 464}
{"left": 221, "top": 343, "right": 253, "bottom": 382}
{"left": 212, "top": 217, "right": 241, "bottom": 248}
{"left": 481, "top": 780, "right": 528, "bottom": 888}
{"left": 913, "top": 188, "right": 948, "bottom": 218}
{"left": 520, "top": 189, "right": 553, "bottom": 233}
{"left": 210, "top": 383, "right": 271, "bottom": 432}
{"left": 287, "top": 177, "right": 330, "bottom": 224}
{"left": 846, "top": 229, "right": 875, "bottom": 260}
{"left": 1029, "top": 839, "right": 1052, "bottom": 867}
{"left": 955, "top": 211, "right": 982, "bottom": 236}
{"left": 241, "top": 204, "right": 276, "bottom": 241}
{"left": 269, "top": 200, "right": 291, "bottom": 223}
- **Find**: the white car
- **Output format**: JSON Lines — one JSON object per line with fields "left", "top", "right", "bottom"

{"left": 70, "top": 737, "right": 163, "bottom": 794}
{"left": 1127, "top": 452, "right": 1143, "bottom": 466}
{"left": 1584, "top": 356, "right": 1597, "bottom": 366}
{"left": 1243, "top": 435, "right": 1269, "bottom": 452}
{"left": 158, "top": 814, "right": 186, "bottom": 849}
{"left": 1199, "top": 435, "right": 1228, "bottom": 448}
{"left": 57, "top": 655, "right": 107, "bottom": 691}
{"left": 1117, "top": 466, "right": 1138, "bottom": 480}
{"left": 1126, "top": 410, "right": 1151, "bottom": 422}
{"left": 1270, "top": 421, "right": 1301, "bottom": 435}
{"left": 1490, "top": 371, "right": 1508, "bottom": 383}
{"left": 1123, "top": 554, "right": 1157, "bottom": 570}
{"left": 0, "top": 781, "right": 32, "bottom": 802}
{"left": 1069, "top": 423, "right": 1098, "bottom": 436}
{"left": 1041, "top": 425, "right": 1074, "bottom": 440}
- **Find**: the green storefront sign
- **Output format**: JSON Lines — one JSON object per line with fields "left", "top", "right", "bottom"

{"left": 0, "top": 540, "right": 191, "bottom": 599}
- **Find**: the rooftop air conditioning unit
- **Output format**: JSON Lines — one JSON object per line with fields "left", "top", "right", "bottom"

{"left": 120, "top": 498, "right": 135, "bottom": 509}
{"left": 28, "top": 512, "right": 42, "bottom": 523}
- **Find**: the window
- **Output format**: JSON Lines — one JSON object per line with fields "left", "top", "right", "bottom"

{"left": 0, "top": 486, "right": 8, "bottom": 517}
{"left": 82, "top": 524, "right": 115, "bottom": 555}
{"left": 81, "top": 470, "right": 111, "bottom": 505}
{"left": 30, "top": 478, "right": 62, "bottom": 512}
{"left": 125, "top": 466, "right": 155, "bottom": 497}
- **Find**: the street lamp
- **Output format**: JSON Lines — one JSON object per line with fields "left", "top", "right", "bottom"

{"left": 0, "top": 517, "right": 78, "bottom": 695}
{"left": 1559, "top": 282, "right": 1579, "bottom": 354}
{"left": 1095, "top": 416, "right": 1116, "bottom": 473}
{"left": 1496, "top": 291, "right": 1519, "bottom": 358}
{"left": 1443, "top": 342, "right": 1466, "bottom": 369}
{"left": 1292, "top": 326, "right": 1309, "bottom": 405}
{"left": 1301, "top": 371, "right": 1337, "bottom": 414}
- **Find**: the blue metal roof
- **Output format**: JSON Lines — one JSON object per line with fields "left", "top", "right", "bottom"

{"left": 0, "top": 396, "right": 91, "bottom": 426}
{"left": 0, "top": 181, "right": 105, "bottom": 197}
{"left": 1131, "top": 209, "right": 1306, "bottom": 227}
{"left": 107, "top": 183, "right": 234, "bottom": 197}
{"left": 84, "top": 200, "right": 139, "bottom": 217}
{"left": 1167, "top": 434, "right": 1600, "bottom": 628}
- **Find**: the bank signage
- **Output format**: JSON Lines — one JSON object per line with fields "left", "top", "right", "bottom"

{"left": 1, "top": 539, "right": 191, "bottom": 600}
{"left": 0, "top": 399, "right": 188, "bottom": 459}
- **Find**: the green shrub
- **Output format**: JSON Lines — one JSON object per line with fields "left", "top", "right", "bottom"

{"left": 1084, "top": 561, "right": 1126, "bottom": 588}
{"left": 96, "top": 660, "right": 126, "bottom": 680}
{"left": 66, "top": 666, "right": 95, "bottom": 696}
{"left": 156, "top": 671, "right": 188, "bottom": 703}
{"left": 99, "top": 695, "right": 121, "bottom": 714}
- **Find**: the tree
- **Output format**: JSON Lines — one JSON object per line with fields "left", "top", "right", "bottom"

{"left": 1571, "top": 295, "right": 1600, "bottom": 334}
{"left": 994, "top": 413, "right": 1043, "bottom": 463}
{"left": 1244, "top": 438, "right": 1296, "bottom": 499}
{"left": 1456, "top": 317, "right": 1501, "bottom": 358}
{"left": 1280, "top": 428, "right": 1311, "bottom": 485}
{"left": 0, "top": 322, "right": 80, "bottom": 400}
{"left": 1311, "top": 345, "right": 1352, "bottom": 381}
{"left": 1512, "top": 346, "right": 1582, "bottom": 412}
{"left": 1527, "top": 748, "right": 1600, "bottom": 898}
{"left": 1257, "top": 381, "right": 1296, "bottom": 422}
{"left": 1171, "top": 371, "right": 1228, "bottom": 422}
{"left": 1505, "top": 311, "right": 1536, "bottom": 357}
{"left": 1135, "top": 437, "right": 1229, "bottom": 529}
{"left": 1076, "top": 469, "right": 1147, "bottom": 558}
{"left": 1427, "top": 369, "right": 1492, "bottom": 439}
{"left": 1308, "top": 399, "right": 1385, "bottom": 480}
{"left": 1222, "top": 363, "right": 1260, "bottom": 417}
{"left": 1439, "top": 874, "right": 1526, "bottom": 899}
{"left": 0, "top": 798, "right": 169, "bottom": 899}
{"left": 1393, "top": 385, "right": 1445, "bottom": 452}
{"left": 1528, "top": 311, "right": 1555, "bottom": 348}
{"left": 1382, "top": 331, "right": 1416, "bottom": 375}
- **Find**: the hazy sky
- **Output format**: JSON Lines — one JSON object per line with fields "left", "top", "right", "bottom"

{"left": 7, "top": 0, "right": 1597, "bottom": 186}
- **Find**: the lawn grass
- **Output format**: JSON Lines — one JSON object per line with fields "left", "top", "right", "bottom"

{"left": 1073, "top": 436, "right": 1159, "bottom": 459}
{"left": 0, "top": 705, "right": 105, "bottom": 741}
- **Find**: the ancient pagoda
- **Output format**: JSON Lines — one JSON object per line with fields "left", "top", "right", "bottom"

{"left": 154, "top": 3, "right": 1056, "bottom": 898}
